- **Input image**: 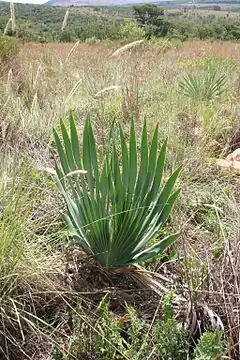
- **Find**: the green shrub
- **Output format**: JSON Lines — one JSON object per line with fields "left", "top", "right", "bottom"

{"left": 0, "top": 35, "right": 20, "bottom": 62}
{"left": 52, "top": 114, "right": 181, "bottom": 268}
{"left": 133, "top": 4, "right": 170, "bottom": 38}
{"left": 148, "top": 37, "right": 182, "bottom": 52}
{"left": 79, "top": 22, "right": 121, "bottom": 41}
{"left": 52, "top": 296, "right": 148, "bottom": 360}
{"left": 59, "top": 30, "right": 75, "bottom": 42}
{"left": 85, "top": 36, "right": 101, "bottom": 44}
{"left": 94, "top": 296, "right": 125, "bottom": 360}
{"left": 94, "top": 296, "right": 148, "bottom": 360}
{"left": 119, "top": 21, "right": 145, "bottom": 42}
{"left": 178, "top": 68, "right": 228, "bottom": 102}
{"left": 52, "top": 298, "right": 90, "bottom": 359}
{"left": 194, "top": 330, "right": 225, "bottom": 360}
{"left": 154, "top": 318, "right": 188, "bottom": 359}
{"left": 153, "top": 294, "right": 189, "bottom": 359}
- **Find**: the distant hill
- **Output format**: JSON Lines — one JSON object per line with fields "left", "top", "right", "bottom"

{"left": 46, "top": 0, "right": 159, "bottom": 6}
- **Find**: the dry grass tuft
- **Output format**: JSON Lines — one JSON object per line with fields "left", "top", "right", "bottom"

{"left": 95, "top": 85, "right": 120, "bottom": 97}
{"left": 110, "top": 40, "right": 144, "bottom": 58}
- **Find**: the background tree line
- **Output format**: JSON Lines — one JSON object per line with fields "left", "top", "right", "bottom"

{"left": 0, "top": 2, "right": 239, "bottom": 43}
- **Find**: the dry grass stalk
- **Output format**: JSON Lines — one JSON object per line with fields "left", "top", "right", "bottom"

{"left": 111, "top": 40, "right": 144, "bottom": 58}
{"left": 66, "top": 40, "right": 80, "bottom": 61}
{"left": 95, "top": 85, "right": 120, "bottom": 97}
{"left": 122, "top": 85, "right": 140, "bottom": 123}
{"left": 45, "top": 168, "right": 87, "bottom": 177}
{"left": 33, "top": 65, "right": 42, "bottom": 91}
{"left": 61, "top": 8, "right": 69, "bottom": 33}
{"left": 3, "top": 18, "right": 11, "bottom": 35}
{"left": 10, "top": 2, "right": 15, "bottom": 33}
{"left": 30, "top": 93, "right": 38, "bottom": 116}
{"left": 6, "top": 68, "right": 13, "bottom": 93}
{"left": 121, "top": 65, "right": 140, "bottom": 123}
{"left": 64, "top": 78, "right": 82, "bottom": 105}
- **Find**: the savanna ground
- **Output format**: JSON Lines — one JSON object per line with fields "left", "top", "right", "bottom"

{"left": 1, "top": 38, "right": 240, "bottom": 359}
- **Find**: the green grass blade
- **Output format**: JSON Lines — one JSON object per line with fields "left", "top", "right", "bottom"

{"left": 147, "top": 138, "right": 167, "bottom": 201}
{"left": 53, "top": 128, "right": 70, "bottom": 174}
{"left": 127, "top": 118, "right": 137, "bottom": 203}
{"left": 60, "top": 118, "right": 75, "bottom": 171}
{"left": 132, "top": 233, "right": 179, "bottom": 263}
{"left": 69, "top": 113, "right": 82, "bottom": 169}
{"left": 82, "top": 115, "right": 95, "bottom": 198}
{"left": 87, "top": 114, "right": 100, "bottom": 196}
{"left": 134, "top": 119, "right": 148, "bottom": 201}
{"left": 119, "top": 124, "right": 129, "bottom": 194}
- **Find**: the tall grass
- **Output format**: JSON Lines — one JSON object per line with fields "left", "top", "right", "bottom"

{"left": 61, "top": 8, "right": 69, "bottom": 32}
{"left": 0, "top": 155, "right": 64, "bottom": 358}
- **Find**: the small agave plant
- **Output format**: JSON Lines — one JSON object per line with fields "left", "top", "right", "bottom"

{"left": 178, "top": 68, "right": 227, "bottom": 102}
{"left": 52, "top": 114, "right": 181, "bottom": 270}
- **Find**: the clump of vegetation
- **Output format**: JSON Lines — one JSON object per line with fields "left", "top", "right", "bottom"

{"left": 0, "top": 35, "right": 20, "bottom": 62}
{"left": 119, "top": 21, "right": 146, "bottom": 42}
{"left": 51, "top": 295, "right": 148, "bottom": 359}
{"left": 153, "top": 294, "right": 189, "bottom": 359}
{"left": 0, "top": 2, "right": 240, "bottom": 42}
{"left": 52, "top": 115, "right": 181, "bottom": 268}
{"left": 133, "top": 4, "right": 170, "bottom": 38}
{"left": 94, "top": 296, "right": 148, "bottom": 360}
{"left": 51, "top": 293, "right": 226, "bottom": 359}
{"left": 178, "top": 68, "right": 228, "bottom": 102}
{"left": 194, "top": 330, "right": 225, "bottom": 360}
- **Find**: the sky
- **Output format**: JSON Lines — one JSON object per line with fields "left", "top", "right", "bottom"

{"left": 0, "top": 0, "right": 48, "bottom": 3}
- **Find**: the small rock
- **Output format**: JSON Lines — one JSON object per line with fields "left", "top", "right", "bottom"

{"left": 217, "top": 148, "right": 240, "bottom": 175}
{"left": 226, "top": 148, "right": 240, "bottom": 162}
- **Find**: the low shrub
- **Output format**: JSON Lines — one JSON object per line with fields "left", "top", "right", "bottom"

{"left": 0, "top": 35, "right": 20, "bottom": 63}
{"left": 194, "top": 330, "right": 225, "bottom": 360}
{"left": 85, "top": 36, "right": 101, "bottom": 44}
{"left": 153, "top": 294, "right": 189, "bottom": 359}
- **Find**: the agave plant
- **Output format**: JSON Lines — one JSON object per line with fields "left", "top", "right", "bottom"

{"left": 178, "top": 69, "right": 227, "bottom": 102}
{"left": 52, "top": 114, "right": 181, "bottom": 269}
